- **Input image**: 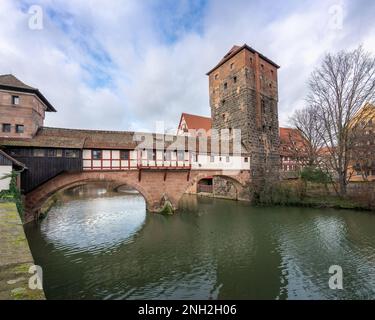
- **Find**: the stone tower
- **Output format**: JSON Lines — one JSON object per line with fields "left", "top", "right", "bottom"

{"left": 0, "top": 74, "right": 56, "bottom": 139}
{"left": 207, "top": 44, "right": 280, "bottom": 192}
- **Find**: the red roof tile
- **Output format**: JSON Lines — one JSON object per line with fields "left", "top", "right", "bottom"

{"left": 178, "top": 113, "right": 212, "bottom": 133}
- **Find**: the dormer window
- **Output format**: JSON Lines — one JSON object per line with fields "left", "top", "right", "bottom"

{"left": 12, "top": 95, "right": 20, "bottom": 105}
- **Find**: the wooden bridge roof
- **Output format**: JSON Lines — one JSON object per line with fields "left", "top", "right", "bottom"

{"left": 0, "top": 127, "right": 249, "bottom": 155}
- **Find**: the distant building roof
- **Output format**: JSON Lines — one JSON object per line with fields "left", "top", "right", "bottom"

{"left": 206, "top": 44, "right": 280, "bottom": 75}
{"left": 178, "top": 113, "right": 212, "bottom": 134}
{"left": 0, "top": 74, "right": 56, "bottom": 112}
{"left": 0, "top": 149, "right": 27, "bottom": 168}
{"left": 279, "top": 127, "right": 307, "bottom": 156}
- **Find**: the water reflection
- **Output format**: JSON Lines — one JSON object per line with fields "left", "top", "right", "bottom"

{"left": 25, "top": 190, "right": 375, "bottom": 300}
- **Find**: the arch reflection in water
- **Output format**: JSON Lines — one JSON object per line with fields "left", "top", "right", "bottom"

{"left": 41, "top": 185, "right": 147, "bottom": 253}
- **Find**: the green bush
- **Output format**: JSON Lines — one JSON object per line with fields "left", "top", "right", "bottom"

{"left": 300, "top": 166, "right": 331, "bottom": 184}
{"left": 0, "top": 171, "right": 24, "bottom": 221}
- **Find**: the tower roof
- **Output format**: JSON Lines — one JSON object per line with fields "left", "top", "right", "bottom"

{"left": 0, "top": 74, "right": 56, "bottom": 112}
{"left": 206, "top": 44, "right": 280, "bottom": 75}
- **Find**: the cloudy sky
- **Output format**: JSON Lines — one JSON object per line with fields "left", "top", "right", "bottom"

{"left": 1, "top": 0, "right": 374, "bottom": 133}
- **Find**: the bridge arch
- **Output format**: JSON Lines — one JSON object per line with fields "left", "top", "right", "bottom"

{"left": 186, "top": 172, "right": 250, "bottom": 201}
{"left": 24, "top": 171, "right": 157, "bottom": 222}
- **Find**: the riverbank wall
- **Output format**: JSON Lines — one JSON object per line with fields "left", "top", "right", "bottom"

{"left": 0, "top": 202, "right": 45, "bottom": 300}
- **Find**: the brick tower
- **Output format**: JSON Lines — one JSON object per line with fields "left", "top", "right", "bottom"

{"left": 207, "top": 44, "right": 280, "bottom": 193}
{"left": 0, "top": 74, "right": 56, "bottom": 139}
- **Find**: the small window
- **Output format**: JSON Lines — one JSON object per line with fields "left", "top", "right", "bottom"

{"left": 177, "top": 150, "right": 184, "bottom": 161}
{"left": 233, "top": 76, "right": 237, "bottom": 83}
{"left": 56, "top": 149, "right": 63, "bottom": 157}
{"left": 226, "top": 156, "right": 230, "bottom": 163}
{"left": 120, "top": 150, "right": 130, "bottom": 160}
{"left": 244, "top": 157, "right": 249, "bottom": 163}
{"left": 46, "top": 149, "right": 57, "bottom": 157}
{"left": 92, "top": 150, "right": 102, "bottom": 160}
{"left": 230, "top": 63, "right": 234, "bottom": 69}
{"left": 147, "top": 149, "right": 156, "bottom": 161}
{"left": 33, "top": 149, "right": 45, "bottom": 157}
{"left": 2, "top": 123, "right": 11, "bottom": 132}
{"left": 224, "top": 82, "right": 227, "bottom": 90}
{"left": 271, "top": 69, "right": 274, "bottom": 76}
{"left": 66, "top": 150, "right": 79, "bottom": 158}
{"left": 164, "top": 151, "right": 171, "bottom": 161}
{"left": 261, "top": 64, "right": 264, "bottom": 70}
{"left": 12, "top": 95, "right": 20, "bottom": 105}
{"left": 210, "top": 155, "right": 215, "bottom": 163}
{"left": 16, "top": 124, "right": 24, "bottom": 133}
{"left": 215, "top": 74, "right": 219, "bottom": 80}
{"left": 9, "top": 149, "right": 24, "bottom": 156}
{"left": 250, "top": 57, "right": 253, "bottom": 64}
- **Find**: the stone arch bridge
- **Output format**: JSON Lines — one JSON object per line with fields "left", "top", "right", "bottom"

{"left": 24, "top": 169, "right": 251, "bottom": 223}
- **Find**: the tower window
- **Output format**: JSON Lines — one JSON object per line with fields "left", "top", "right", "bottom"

{"left": 12, "top": 95, "right": 20, "bottom": 105}
{"left": 2, "top": 123, "right": 11, "bottom": 132}
{"left": 15, "top": 124, "right": 24, "bottom": 133}
{"left": 261, "top": 99, "right": 266, "bottom": 114}
{"left": 224, "top": 82, "right": 227, "bottom": 90}
{"left": 233, "top": 76, "right": 237, "bottom": 83}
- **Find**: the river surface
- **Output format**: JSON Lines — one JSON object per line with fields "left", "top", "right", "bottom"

{"left": 24, "top": 187, "right": 375, "bottom": 300}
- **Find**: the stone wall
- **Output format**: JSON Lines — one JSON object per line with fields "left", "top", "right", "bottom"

{"left": 213, "top": 177, "right": 237, "bottom": 199}
{"left": 0, "top": 202, "right": 45, "bottom": 299}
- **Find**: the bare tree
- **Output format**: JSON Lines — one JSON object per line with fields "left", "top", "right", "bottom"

{"left": 289, "top": 106, "right": 324, "bottom": 167}
{"left": 307, "top": 46, "right": 375, "bottom": 196}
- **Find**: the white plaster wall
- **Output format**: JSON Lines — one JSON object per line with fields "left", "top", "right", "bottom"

{"left": 191, "top": 155, "right": 250, "bottom": 170}
{"left": 0, "top": 165, "right": 12, "bottom": 191}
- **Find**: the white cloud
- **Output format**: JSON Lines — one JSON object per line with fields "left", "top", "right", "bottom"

{"left": 0, "top": 0, "right": 374, "bottom": 132}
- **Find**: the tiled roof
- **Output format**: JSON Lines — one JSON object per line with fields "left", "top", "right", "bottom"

{"left": 0, "top": 74, "right": 56, "bottom": 112}
{"left": 279, "top": 127, "right": 306, "bottom": 156}
{"left": 0, "top": 127, "right": 249, "bottom": 155}
{"left": 178, "top": 113, "right": 212, "bottom": 133}
{"left": 206, "top": 43, "right": 280, "bottom": 75}
{"left": 0, "top": 74, "right": 36, "bottom": 90}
